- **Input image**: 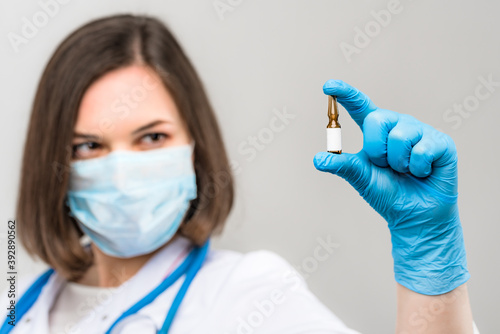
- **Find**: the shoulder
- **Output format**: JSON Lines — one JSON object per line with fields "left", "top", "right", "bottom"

{"left": 0, "top": 270, "right": 48, "bottom": 318}
{"left": 199, "top": 248, "right": 302, "bottom": 294}
{"left": 186, "top": 248, "right": 361, "bottom": 333}
{"left": 204, "top": 248, "right": 296, "bottom": 277}
{"left": 1, "top": 271, "right": 43, "bottom": 297}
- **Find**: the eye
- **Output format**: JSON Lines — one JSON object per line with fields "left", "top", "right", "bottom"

{"left": 139, "top": 132, "right": 168, "bottom": 150}
{"left": 139, "top": 133, "right": 168, "bottom": 148}
{"left": 72, "top": 142, "right": 102, "bottom": 160}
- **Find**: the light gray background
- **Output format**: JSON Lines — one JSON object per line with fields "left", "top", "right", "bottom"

{"left": 1, "top": 0, "right": 498, "bottom": 333}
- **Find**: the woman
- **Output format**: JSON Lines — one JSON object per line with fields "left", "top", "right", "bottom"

{"left": 1, "top": 14, "right": 478, "bottom": 333}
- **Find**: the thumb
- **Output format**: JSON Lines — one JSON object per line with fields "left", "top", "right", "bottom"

{"left": 313, "top": 151, "right": 370, "bottom": 193}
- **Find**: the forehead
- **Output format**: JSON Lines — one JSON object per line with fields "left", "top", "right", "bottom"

{"left": 76, "top": 65, "right": 181, "bottom": 132}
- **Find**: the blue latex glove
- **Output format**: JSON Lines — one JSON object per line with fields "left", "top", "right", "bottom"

{"left": 314, "top": 80, "right": 470, "bottom": 295}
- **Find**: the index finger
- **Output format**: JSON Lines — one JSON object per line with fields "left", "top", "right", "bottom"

{"left": 323, "top": 80, "right": 378, "bottom": 129}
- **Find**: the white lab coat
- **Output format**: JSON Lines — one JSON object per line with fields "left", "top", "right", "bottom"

{"left": 0, "top": 237, "right": 479, "bottom": 333}
{"left": 1, "top": 236, "right": 359, "bottom": 333}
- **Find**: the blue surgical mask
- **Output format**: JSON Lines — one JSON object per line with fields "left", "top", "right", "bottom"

{"left": 66, "top": 144, "right": 197, "bottom": 258}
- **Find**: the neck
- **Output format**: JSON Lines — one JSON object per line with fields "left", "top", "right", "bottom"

{"left": 75, "top": 240, "right": 173, "bottom": 287}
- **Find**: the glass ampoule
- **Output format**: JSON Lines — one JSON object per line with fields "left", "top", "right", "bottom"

{"left": 327, "top": 95, "right": 342, "bottom": 154}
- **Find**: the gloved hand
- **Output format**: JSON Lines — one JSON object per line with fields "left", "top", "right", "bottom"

{"left": 314, "top": 80, "right": 470, "bottom": 295}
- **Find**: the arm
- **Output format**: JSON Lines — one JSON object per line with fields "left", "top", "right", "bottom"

{"left": 397, "top": 283, "right": 473, "bottom": 333}
{"left": 313, "top": 80, "right": 478, "bottom": 333}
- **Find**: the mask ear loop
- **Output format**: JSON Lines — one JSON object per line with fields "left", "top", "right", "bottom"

{"left": 188, "top": 139, "right": 196, "bottom": 153}
{"left": 62, "top": 196, "right": 94, "bottom": 265}
{"left": 180, "top": 139, "right": 198, "bottom": 225}
{"left": 63, "top": 197, "right": 86, "bottom": 242}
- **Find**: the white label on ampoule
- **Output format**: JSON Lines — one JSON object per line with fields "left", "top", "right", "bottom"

{"left": 327, "top": 128, "right": 342, "bottom": 151}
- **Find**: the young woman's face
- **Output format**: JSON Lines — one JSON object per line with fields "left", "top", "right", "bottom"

{"left": 72, "top": 65, "right": 191, "bottom": 160}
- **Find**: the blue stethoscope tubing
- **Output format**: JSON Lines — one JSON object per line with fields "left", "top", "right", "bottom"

{"left": 0, "top": 240, "right": 209, "bottom": 334}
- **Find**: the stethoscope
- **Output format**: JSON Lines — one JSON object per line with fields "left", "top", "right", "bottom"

{"left": 0, "top": 240, "right": 209, "bottom": 334}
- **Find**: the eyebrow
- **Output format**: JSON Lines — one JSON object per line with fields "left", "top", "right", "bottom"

{"left": 132, "top": 120, "right": 170, "bottom": 135}
{"left": 73, "top": 133, "right": 101, "bottom": 141}
{"left": 73, "top": 120, "right": 171, "bottom": 140}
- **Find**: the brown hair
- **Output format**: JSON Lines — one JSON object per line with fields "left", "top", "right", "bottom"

{"left": 17, "top": 14, "right": 234, "bottom": 281}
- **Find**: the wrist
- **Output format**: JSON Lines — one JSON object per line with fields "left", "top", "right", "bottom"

{"left": 390, "top": 218, "right": 469, "bottom": 295}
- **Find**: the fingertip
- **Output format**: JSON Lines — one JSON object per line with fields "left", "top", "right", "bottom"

{"left": 323, "top": 79, "right": 347, "bottom": 95}
{"left": 313, "top": 151, "right": 331, "bottom": 171}
{"left": 409, "top": 163, "right": 432, "bottom": 178}
{"left": 409, "top": 155, "right": 432, "bottom": 178}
